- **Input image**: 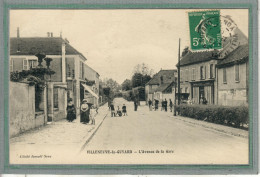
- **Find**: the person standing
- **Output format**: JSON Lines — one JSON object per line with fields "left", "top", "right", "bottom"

{"left": 110, "top": 102, "right": 115, "bottom": 117}
{"left": 169, "top": 99, "right": 173, "bottom": 112}
{"left": 80, "top": 99, "right": 90, "bottom": 124}
{"left": 155, "top": 99, "right": 159, "bottom": 111}
{"left": 66, "top": 98, "right": 76, "bottom": 122}
{"left": 122, "top": 104, "right": 127, "bottom": 116}
{"left": 161, "top": 100, "right": 164, "bottom": 111}
{"left": 134, "top": 99, "right": 138, "bottom": 111}
{"left": 90, "top": 105, "right": 97, "bottom": 125}
{"left": 148, "top": 99, "right": 152, "bottom": 111}
{"left": 164, "top": 98, "right": 168, "bottom": 112}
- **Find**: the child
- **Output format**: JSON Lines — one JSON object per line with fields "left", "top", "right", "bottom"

{"left": 117, "top": 106, "right": 122, "bottom": 117}
{"left": 122, "top": 104, "right": 127, "bottom": 116}
{"left": 90, "top": 105, "right": 97, "bottom": 125}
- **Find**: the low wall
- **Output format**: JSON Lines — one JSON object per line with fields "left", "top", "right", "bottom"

{"left": 9, "top": 82, "right": 46, "bottom": 137}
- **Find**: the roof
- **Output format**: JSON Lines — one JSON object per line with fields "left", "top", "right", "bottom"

{"left": 217, "top": 44, "right": 249, "bottom": 67}
{"left": 178, "top": 50, "right": 217, "bottom": 67}
{"left": 10, "top": 37, "right": 87, "bottom": 60}
{"left": 154, "top": 82, "right": 173, "bottom": 92}
{"left": 146, "top": 69, "right": 177, "bottom": 85}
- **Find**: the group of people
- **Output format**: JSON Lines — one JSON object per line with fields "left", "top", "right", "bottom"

{"left": 66, "top": 98, "right": 98, "bottom": 125}
{"left": 109, "top": 102, "right": 127, "bottom": 117}
{"left": 148, "top": 98, "right": 174, "bottom": 112}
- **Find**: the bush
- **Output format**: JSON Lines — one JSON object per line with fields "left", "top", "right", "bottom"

{"left": 175, "top": 104, "right": 249, "bottom": 129}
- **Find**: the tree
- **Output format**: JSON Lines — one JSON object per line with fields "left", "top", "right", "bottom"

{"left": 131, "top": 73, "right": 152, "bottom": 88}
{"left": 132, "top": 63, "right": 154, "bottom": 77}
{"left": 102, "top": 78, "right": 120, "bottom": 92}
{"left": 121, "top": 79, "right": 132, "bottom": 91}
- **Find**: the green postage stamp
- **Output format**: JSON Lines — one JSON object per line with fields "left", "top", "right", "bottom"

{"left": 188, "top": 10, "right": 222, "bottom": 51}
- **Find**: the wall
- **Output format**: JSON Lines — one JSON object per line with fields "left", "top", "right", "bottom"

{"left": 217, "top": 62, "right": 248, "bottom": 106}
{"left": 180, "top": 60, "right": 218, "bottom": 103}
{"left": 9, "top": 82, "right": 46, "bottom": 137}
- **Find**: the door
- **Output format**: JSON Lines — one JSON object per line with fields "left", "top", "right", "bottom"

{"left": 199, "top": 86, "right": 204, "bottom": 104}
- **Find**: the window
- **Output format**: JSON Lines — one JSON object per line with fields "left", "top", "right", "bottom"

{"left": 210, "top": 64, "right": 214, "bottom": 78}
{"left": 200, "top": 66, "right": 204, "bottom": 80}
{"left": 180, "top": 70, "right": 183, "bottom": 82}
{"left": 204, "top": 65, "right": 207, "bottom": 79}
{"left": 28, "top": 60, "right": 38, "bottom": 68}
{"left": 185, "top": 69, "right": 189, "bottom": 81}
{"left": 235, "top": 65, "right": 239, "bottom": 82}
{"left": 192, "top": 68, "right": 195, "bottom": 80}
{"left": 23, "top": 59, "right": 37, "bottom": 70}
{"left": 10, "top": 59, "right": 13, "bottom": 72}
{"left": 223, "top": 68, "right": 227, "bottom": 83}
{"left": 80, "top": 61, "right": 84, "bottom": 79}
{"left": 23, "top": 59, "right": 28, "bottom": 70}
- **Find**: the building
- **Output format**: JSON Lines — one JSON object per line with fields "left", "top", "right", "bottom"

{"left": 145, "top": 69, "right": 177, "bottom": 103}
{"left": 10, "top": 34, "right": 100, "bottom": 121}
{"left": 178, "top": 28, "right": 248, "bottom": 106}
{"left": 178, "top": 50, "right": 218, "bottom": 104}
{"left": 216, "top": 44, "right": 249, "bottom": 106}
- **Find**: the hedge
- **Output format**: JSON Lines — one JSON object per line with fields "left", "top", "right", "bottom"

{"left": 175, "top": 104, "right": 249, "bottom": 129}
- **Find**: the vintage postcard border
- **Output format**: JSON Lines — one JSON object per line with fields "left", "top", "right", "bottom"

{"left": 1, "top": 0, "right": 258, "bottom": 175}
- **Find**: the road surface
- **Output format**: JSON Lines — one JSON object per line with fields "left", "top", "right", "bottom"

{"left": 78, "top": 98, "right": 249, "bottom": 165}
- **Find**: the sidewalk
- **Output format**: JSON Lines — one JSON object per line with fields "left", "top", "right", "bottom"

{"left": 168, "top": 114, "right": 249, "bottom": 139}
{"left": 10, "top": 103, "right": 109, "bottom": 163}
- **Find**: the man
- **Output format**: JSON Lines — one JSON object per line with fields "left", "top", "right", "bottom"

{"left": 110, "top": 102, "right": 115, "bottom": 117}
{"left": 164, "top": 98, "right": 168, "bottom": 112}
{"left": 169, "top": 99, "right": 173, "bottom": 112}
{"left": 148, "top": 99, "right": 152, "bottom": 111}
{"left": 134, "top": 99, "right": 138, "bottom": 111}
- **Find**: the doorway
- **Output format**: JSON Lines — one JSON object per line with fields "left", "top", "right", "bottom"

{"left": 199, "top": 86, "right": 204, "bottom": 104}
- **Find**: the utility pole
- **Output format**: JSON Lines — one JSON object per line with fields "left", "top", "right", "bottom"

{"left": 178, "top": 38, "right": 181, "bottom": 105}
{"left": 174, "top": 38, "right": 181, "bottom": 116}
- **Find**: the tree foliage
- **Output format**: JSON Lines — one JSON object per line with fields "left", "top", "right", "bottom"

{"left": 121, "top": 79, "right": 132, "bottom": 91}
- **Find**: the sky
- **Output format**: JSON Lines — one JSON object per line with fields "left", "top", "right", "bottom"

{"left": 10, "top": 9, "right": 248, "bottom": 84}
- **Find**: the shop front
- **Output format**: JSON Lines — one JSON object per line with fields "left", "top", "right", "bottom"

{"left": 190, "top": 80, "right": 215, "bottom": 104}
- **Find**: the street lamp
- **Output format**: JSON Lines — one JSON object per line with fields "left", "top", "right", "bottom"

{"left": 35, "top": 52, "right": 46, "bottom": 67}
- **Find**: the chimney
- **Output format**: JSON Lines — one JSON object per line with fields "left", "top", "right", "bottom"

{"left": 60, "top": 31, "right": 62, "bottom": 38}
{"left": 47, "top": 32, "right": 50, "bottom": 37}
{"left": 62, "top": 41, "right": 66, "bottom": 83}
{"left": 17, "top": 27, "right": 20, "bottom": 38}
{"left": 51, "top": 32, "right": 53, "bottom": 37}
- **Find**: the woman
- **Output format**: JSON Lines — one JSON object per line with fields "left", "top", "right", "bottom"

{"left": 66, "top": 98, "right": 76, "bottom": 122}
{"left": 80, "top": 99, "right": 90, "bottom": 124}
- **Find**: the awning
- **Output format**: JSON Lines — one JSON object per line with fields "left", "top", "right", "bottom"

{"left": 81, "top": 83, "right": 99, "bottom": 99}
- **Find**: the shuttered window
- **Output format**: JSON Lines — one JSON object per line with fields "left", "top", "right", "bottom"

{"left": 23, "top": 59, "right": 28, "bottom": 70}
{"left": 210, "top": 64, "right": 214, "bottom": 78}
{"left": 223, "top": 68, "right": 227, "bottom": 83}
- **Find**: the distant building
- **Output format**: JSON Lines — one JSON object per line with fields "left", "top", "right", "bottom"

{"left": 10, "top": 34, "right": 100, "bottom": 120}
{"left": 145, "top": 69, "right": 177, "bottom": 103}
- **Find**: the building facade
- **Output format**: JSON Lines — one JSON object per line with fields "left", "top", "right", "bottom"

{"left": 10, "top": 35, "right": 100, "bottom": 120}
{"left": 145, "top": 69, "right": 177, "bottom": 104}
{"left": 216, "top": 45, "right": 249, "bottom": 106}
{"left": 178, "top": 28, "right": 248, "bottom": 106}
